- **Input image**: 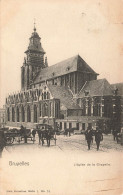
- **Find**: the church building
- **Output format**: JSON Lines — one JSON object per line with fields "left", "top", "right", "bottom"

{"left": 5, "top": 26, "right": 123, "bottom": 132}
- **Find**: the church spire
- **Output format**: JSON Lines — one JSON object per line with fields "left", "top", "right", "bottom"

{"left": 21, "top": 23, "right": 48, "bottom": 90}
{"left": 33, "top": 18, "right": 36, "bottom": 32}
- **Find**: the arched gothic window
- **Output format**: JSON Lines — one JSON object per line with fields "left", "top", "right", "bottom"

{"left": 55, "top": 102, "right": 59, "bottom": 118}
{"left": 12, "top": 107, "right": 15, "bottom": 122}
{"left": 27, "top": 105, "right": 31, "bottom": 122}
{"left": 21, "top": 106, "right": 25, "bottom": 122}
{"left": 49, "top": 102, "right": 52, "bottom": 117}
{"left": 44, "top": 92, "right": 46, "bottom": 100}
{"left": 43, "top": 103, "right": 48, "bottom": 117}
{"left": 40, "top": 103, "right": 42, "bottom": 116}
{"left": 47, "top": 92, "right": 50, "bottom": 99}
{"left": 17, "top": 107, "right": 19, "bottom": 122}
{"left": 34, "top": 105, "right": 37, "bottom": 123}
{"left": 7, "top": 108, "right": 10, "bottom": 121}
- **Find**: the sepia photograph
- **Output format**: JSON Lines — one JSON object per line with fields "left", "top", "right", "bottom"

{"left": 0, "top": 0, "right": 123, "bottom": 194}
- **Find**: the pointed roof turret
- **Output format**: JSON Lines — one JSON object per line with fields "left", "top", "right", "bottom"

{"left": 25, "top": 22, "right": 45, "bottom": 54}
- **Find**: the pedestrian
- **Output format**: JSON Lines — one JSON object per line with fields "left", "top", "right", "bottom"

{"left": 32, "top": 129, "right": 36, "bottom": 139}
{"left": 41, "top": 126, "right": 45, "bottom": 145}
{"left": 20, "top": 125, "right": 27, "bottom": 143}
{"left": 95, "top": 128, "right": 103, "bottom": 151}
{"left": 37, "top": 129, "right": 42, "bottom": 145}
{"left": 91, "top": 128, "right": 94, "bottom": 143}
{"left": 20, "top": 125, "right": 25, "bottom": 136}
{"left": 112, "top": 129, "right": 118, "bottom": 141}
{"left": 85, "top": 128, "right": 93, "bottom": 150}
{"left": 46, "top": 126, "right": 52, "bottom": 147}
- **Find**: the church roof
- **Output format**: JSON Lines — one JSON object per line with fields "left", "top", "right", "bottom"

{"left": 33, "top": 55, "right": 98, "bottom": 84}
{"left": 78, "top": 79, "right": 114, "bottom": 97}
{"left": 111, "top": 82, "right": 123, "bottom": 96}
{"left": 47, "top": 84, "right": 81, "bottom": 110}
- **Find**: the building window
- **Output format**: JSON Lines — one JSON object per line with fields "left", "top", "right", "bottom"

{"left": 76, "top": 123, "right": 79, "bottom": 130}
{"left": 66, "top": 66, "right": 70, "bottom": 71}
{"left": 105, "top": 103, "right": 111, "bottom": 118}
{"left": 21, "top": 106, "right": 25, "bottom": 122}
{"left": 88, "top": 101, "right": 91, "bottom": 116}
{"left": 65, "top": 75, "right": 69, "bottom": 85}
{"left": 98, "top": 104, "right": 101, "bottom": 116}
{"left": 88, "top": 123, "right": 92, "bottom": 129}
{"left": 69, "top": 123, "right": 72, "bottom": 129}
{"left": 71, "top": 73, "right": 74, "bottom": 88}
{"left": 49, "top": 102, "right": 52, "bottom": 117}
{"left": 55, "top": 102, "right": 59, "bottom": 118}
{"left": 44, "top": 92, "right": 46, "bottom": 100}
{"left": 82, "top": 123, "right": 85, "bottom": 130}
{"left": 17, "top": 107, "right": 19, "bottom": 122}
{"left": 43, "top": 103, "right": 48, "bottom": 117}
{"left": 12, "top": 107, "right": 15, "bottom": 122}
{"left": 84, "top": 90, "right": 89, "bottom": 96}
{"left": 93, "top": 104, "right": 98, "bottom": 116}
{"left": 27, "top": 105, "right": 31, "bottom": 122}
{"left": 34, "top": 105, "right": 37, "bottom": 123}
{"left": 40, "top": 103, "right": 42, "bottom": 116}
{"left": 64, "top": 122, "right": 66, "bottom": 129}
{"left": 93, "top": 103, "right": 101, "bottom": 116}
{"left": 47, "top": 92, "right": 50, "bottom": 99}
{"left": 7, "top": 108, "right": 10, "bottom": 121}
{"left": 61, "top": 76, "right": 64, "bottom": 86}
{"left": 60, "top": 122, "right": 62, "bottom": 129}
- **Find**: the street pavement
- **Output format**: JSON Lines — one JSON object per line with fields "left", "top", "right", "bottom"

{"left": 55, "top": 134, "right": 123, "bottom": 153}
{"left": 3, "top": 133, "right": 123, "bottom": 154}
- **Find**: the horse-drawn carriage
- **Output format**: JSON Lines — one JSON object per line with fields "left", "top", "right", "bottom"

{"left": 3, "top": 127, "right": 34, "bottom": 144}
{"left": 35, "top": 124, "right": 57, "bottom": 146}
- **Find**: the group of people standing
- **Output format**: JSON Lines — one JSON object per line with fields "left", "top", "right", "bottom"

{"left": 85, "top": 127, "right": 103, "bottom": 150}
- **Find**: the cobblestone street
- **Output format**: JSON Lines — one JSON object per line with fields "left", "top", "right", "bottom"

{"left": 56, "top": 134, "right": 123, "bottom": 153}
{"left": 3, "top": 134, "right": 123, "bottom": 155}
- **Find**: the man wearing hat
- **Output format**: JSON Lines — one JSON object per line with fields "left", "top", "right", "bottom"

{"left": 95, "top": 127, "right": 103, "bottom": 150}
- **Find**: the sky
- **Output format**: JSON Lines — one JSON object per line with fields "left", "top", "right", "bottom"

{"left": 0, "top": 0, "right": 123, "bottom": 107}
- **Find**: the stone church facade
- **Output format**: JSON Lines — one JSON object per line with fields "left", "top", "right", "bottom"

{"left": 5, "top": 27, "right": 123, "bottom": 132}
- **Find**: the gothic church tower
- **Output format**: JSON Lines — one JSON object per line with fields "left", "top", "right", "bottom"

{"left": 21, "top": 25, "right": 47, "bottom": 90}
